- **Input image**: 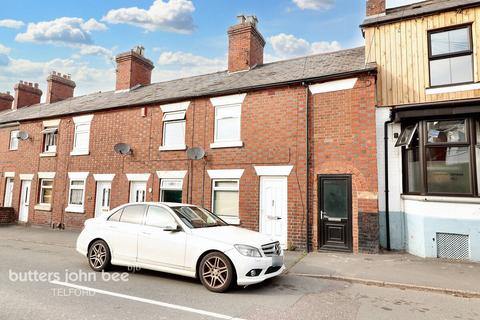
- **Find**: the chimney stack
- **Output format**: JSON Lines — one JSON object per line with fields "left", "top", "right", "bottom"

{"left": 115, "top": 46, "right": 154, "bottom": 91}
{"left": 46, "top": 71, "right": 76, "bottom": 103}
{"left": 0, "top": 91, "right": 14, "bottom": 111}
{"left": 13, "top": 81, "right": 42, "bottom": 109}
{"left": 228, "top": 15, "right": 265, "bottom": 73}
{"left": 366, "top": 0, "right": 386, "bottom": 17}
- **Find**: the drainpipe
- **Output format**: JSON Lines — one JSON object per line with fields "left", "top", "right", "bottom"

{"left": 384, "top": 113, "right": 393, "bottom": 251}
{"left": 302, "top": 82, "right": 310, "bottom": 252}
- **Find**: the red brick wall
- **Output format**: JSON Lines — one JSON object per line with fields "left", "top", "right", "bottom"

{"left": 0, "top": 74, "right": 378, "bottom": 251}
{"left": 14, "top": 82, "right": 42, "bottom": 109}
{"left": 46, "top": 74, "right": 75, "bottom": 104}
{"left": 228, "top": 24, "right": 265, "bottom": 72}
{"left": 309, "top": 75, "right": 379, "bottom": 253}
{"left": 115, "top": 52, "right": 154, "bottom": 90}
{"left": 0, "top": 207, "right": 14, "bottom": 224}
{"left": 0, "top": 93, "right": 14, "bottom": 111}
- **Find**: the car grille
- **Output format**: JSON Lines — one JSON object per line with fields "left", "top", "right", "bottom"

{"left": 261, "top": 241, "right": 281, "bottom": 257}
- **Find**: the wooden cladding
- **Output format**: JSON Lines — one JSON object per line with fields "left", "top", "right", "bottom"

{"left": 364, "top": 8, "right": 480, "bottom": 107}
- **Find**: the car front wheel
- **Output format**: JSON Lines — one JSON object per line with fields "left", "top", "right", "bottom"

{"left": 199, "top": 252, "right": 234, "bottom": 293}
{"left": 88, "top": 240, "right": 111, "bottom": 272}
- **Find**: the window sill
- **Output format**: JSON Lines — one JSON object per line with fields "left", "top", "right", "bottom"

{"left": 426, "top": 82, "right": 480, "bottom": 95}
{"left": 159, "top": 145, "right": 187, "bottom": 151}
{"left": 210, "top": 141, "right": 243, "bottom": 149}
{"left": 220, "top": 216, "right": 240, "bottom": 225}
{"left": 401, "top": 194, "right": 480, "bottom": 204}
{"left": 34, "top": 204, "right": 52, "bottom": 212}
{"left": 70, "top": 150, "right": 90, "bottom": 156}
{"left": 65, "top": 206, "right": 85, "bottom": 214}
{"left": 40, "top": 152, "right": 56, "bottom": 158}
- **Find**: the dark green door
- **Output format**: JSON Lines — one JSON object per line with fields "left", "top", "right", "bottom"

{"left": 318, "top": 175, "right": 352, "bottom": 252}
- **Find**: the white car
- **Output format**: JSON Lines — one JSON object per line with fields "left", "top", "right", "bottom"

{"left": 76, "top": 202, "right": 285, "bottom": 292}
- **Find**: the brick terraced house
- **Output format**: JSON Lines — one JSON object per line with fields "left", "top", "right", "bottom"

{"left": 0, "top": 15, "right": 378, "bottom": 252}
{"left": 363, "top": 0, "right": 480, "bottom": 261}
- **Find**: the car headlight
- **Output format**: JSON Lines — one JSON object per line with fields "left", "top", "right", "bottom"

{"left": 234, "top": 244, "right": 262, "bottom": 257}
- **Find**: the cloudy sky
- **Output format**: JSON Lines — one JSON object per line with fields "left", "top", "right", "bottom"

{"left": 0, "top": 0, "right": 367, "bottom": 99}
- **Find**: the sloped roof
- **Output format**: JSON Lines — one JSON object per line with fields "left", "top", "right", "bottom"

{"left": 362, "top": 0, "right": 480, "bottom": 28}
{"left": 0, "top": 46, "right": 375, "bottom": 125}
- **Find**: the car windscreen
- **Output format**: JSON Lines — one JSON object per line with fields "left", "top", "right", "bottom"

{"left": 171, "top": 206, "right": 227, "bottom": 229}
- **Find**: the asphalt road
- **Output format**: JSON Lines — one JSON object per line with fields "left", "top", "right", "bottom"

{"left": 0, "top": 227, "right": 479, "bottom": 320}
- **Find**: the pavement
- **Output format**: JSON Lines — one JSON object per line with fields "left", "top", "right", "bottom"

{"left": 1, "top": 224, "right": 480, "bottom": 319}
{"left": 289, "top": 251, "right": 480, "bottom": 298}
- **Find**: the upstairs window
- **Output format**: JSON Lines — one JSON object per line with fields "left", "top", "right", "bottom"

{"left": 215, "top": 105, "right": 241, "bottom": 143}
{"left": 9, "top": 130, "right": 19, "bottom": 150}
{"left": 161, "top": 111, "right": 186, "bottom": 150}
{"left": 429, "top": 26, "right": 473, "bottom": 87}
{"left": 42, "top": 127, "right": 58, "bottom": 153}
{"left": 71, "top": 115, "right": 93, "bottom": 156}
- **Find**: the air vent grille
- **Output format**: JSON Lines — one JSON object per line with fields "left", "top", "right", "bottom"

{"left": 436, "top": 233, "right": 470, "bottom": 260}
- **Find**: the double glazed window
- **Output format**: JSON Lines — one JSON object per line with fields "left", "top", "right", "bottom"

{"left": 214, "top": 105, "right": 241, "bottom": 143}
{"left": 39, "top": 179, "right": 53, "bottom": 205}
{"left": 212, "top": 180, "right": 239, "bottom": 217}
{"left": 160, "top": 179, "right": 183, "bottom": 203}
{"left": 71, "top": 115, "right": 93, "bottom": 156}
{"left": 68, "top": 180, "right": 86, "bottom": 207}
{"left": 428, "top": 25, "right": 473, "bottom": 87}
{"left": 400, "top": 118, "right": 479, "bottom": 196}
{"left": 9, "top": 130, "right": 19, "bottom": 151}
{"left": 42, "top": 127, "right": 57, "bottom": 153}
{"left": 161, "top": 111, "right": 186, "bottom": 149}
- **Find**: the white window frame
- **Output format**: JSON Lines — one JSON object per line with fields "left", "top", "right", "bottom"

{"left": 160, "top": 111, "right": 187, "bottom": 151}
{"left": 38, "top": 178, "right": 54, "bottom": 205}
{"left": 42, "top": 127, "right": 58, "bottom": 154}
{"left": 212, "top": 179, "right": 240, "bottom": 225}
{"left": 9, "top": 130, "right": 19, "bottom": 151}
{"left": 210, "top": 94, "right": 246, "bottom": 149}
{"left": 160, "top": 179, "right": 183, "bottom": 202}
{"left": 66, "top": 172, "right": 89, "bottom": 213}
{"left": 71, "top": 115, "right": 93, "bottom": 156}
{"left": 3, "top": 176, "right": 14, "bottom": 207}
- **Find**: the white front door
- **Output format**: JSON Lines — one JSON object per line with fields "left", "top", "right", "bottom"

{"left": 129, "top": 181, "right": 147, "bottom": 203}
{"left": 260, "top": 177, "right": 288, "bottom": 248}
{"left": 3, "top": 177, "right": 14, "bottom": 207}
{"left": 95, "top": 181, "right": 112, "bottom": 217}
{"left": 19, "top": 180, "right": 31, "bottom": 222}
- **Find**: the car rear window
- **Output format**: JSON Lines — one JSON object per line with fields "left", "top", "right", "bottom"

{"left": 108, "top": 208, "right": 123, "bottom": 222}
{"left": 120, "top": 205, "right": 146, "bottom": 224}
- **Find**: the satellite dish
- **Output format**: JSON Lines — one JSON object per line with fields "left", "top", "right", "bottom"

{"left": 114, "top": 143, "right": 132, "bottom": 155}
{"left": 187, "top": 147, "right": 205, "bottom": 160}
{"left": 17, "top": 131, "right": 29, "bottom": 140}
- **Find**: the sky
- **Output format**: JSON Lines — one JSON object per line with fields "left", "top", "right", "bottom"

{"left": 0, "top": 0, "right": 368, "bottom": 99}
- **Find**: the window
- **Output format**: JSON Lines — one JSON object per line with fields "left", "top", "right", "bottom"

{"left": 9, "top": 130, "right": 19, "bottom": 150}
{"left": 145, "top": 205, "right": 177, "bottom": 228}
{"left": 212, "top": 180, "right": 239, "bottom": 218}
{"left": 3, "top": 177, "right": 14, "bottom": 207}
{"left": 42, "top": 127, "right": 57, "bottom": 153}
{"left": 66, "top": 172, "right": 89, "bottom": 213}
{"left": 400, "top": 118, "right": 476, "bottom": 196}
{"left": 160, "top": 179, "right": 183, "bottom": 203}
{"left": 215, "top": 105, "right": 241, "bottom": 143}
{"left": 161, "top": 111, "right": 186, "bottom": 150}
{"left": 108, "top": 208, "right": 123, "bottom": 222}
{"left": 71, "top": 115, "right": 93, "bottom": 156}
{"left": 428, "top": 26, "right": 473, "bottom": 87}
{"left": 39, "top": 179, "right": 53, "bottom": 205}
{"left": 120, "top": 204, "right": 146, "bottom": 224}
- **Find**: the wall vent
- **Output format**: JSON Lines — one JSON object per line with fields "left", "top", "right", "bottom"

{"left": 436, "top": 233, "right": 470, "bottom": 260}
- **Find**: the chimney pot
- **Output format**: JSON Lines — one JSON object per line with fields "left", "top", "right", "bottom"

{"left": 115, "top": 46, "right": 154, "bottom": 91}
{"left": 13, "top": 80, "right": 42, "bottom": 109}
{"left": 0, "top": 91, "right": 14, "bottom": 111}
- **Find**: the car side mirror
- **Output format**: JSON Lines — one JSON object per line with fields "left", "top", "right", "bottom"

{"left": 163, "top": 224, "right": 182, "bottom": 232}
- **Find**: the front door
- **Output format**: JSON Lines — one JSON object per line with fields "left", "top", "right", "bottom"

{"left": 95, "top": 181, "right": 112, "bottom": 217}
{"left": 129, "top": 181, "right": 147, "bottom": 203}
{"left": 260, "top": 177, "right": 288, "bottom": 248}
{"left": 19, "top": 180, "right": 31, "bottom": 222}
{"left": 318, "top": 175, "right": 352, "bottom": 252}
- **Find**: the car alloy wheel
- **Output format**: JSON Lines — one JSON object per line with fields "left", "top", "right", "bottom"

{"left": 88, "top": 240, "right": 111, "bottom": 271}
{"left": 199, "top": 252, "right": 234, "bottom": 293}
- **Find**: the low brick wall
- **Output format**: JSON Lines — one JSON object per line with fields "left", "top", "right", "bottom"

{"left": 358, "top": 211, "right": 380, "bottom": 253}
{"left": 0, "top": 207, "right": 15, "bottom": 224}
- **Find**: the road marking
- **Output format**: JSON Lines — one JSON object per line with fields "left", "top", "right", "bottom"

{"left": 50, "top": 280, "right": 245, "bottom": 320}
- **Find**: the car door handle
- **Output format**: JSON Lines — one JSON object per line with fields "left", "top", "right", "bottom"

{"left": 141, "top": 231, "right": 152, "bottom": 236}
{"left": 108, "top": 225, "right": 118, "bottom": 230}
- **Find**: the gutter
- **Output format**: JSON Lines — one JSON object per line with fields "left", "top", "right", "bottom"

{"left": 0, "top": 67, "right": 377, "bottom": 126}
{"left": 0, "top": 121, "right": 20, "bottom": 129}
